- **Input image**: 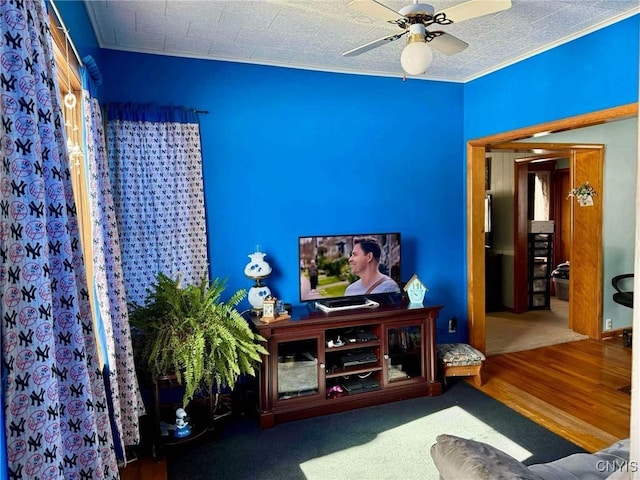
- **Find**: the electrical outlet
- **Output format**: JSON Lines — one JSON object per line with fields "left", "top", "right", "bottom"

{"left": 605, "top": 318, "right": 613, "bottom": 330}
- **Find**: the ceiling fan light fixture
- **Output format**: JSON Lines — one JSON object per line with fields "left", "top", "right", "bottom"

{"left": 401, "top": 42, "right": 432, "bottom": 75}
{"left": 401, "top": 24, "right": 432, "bottom": 75}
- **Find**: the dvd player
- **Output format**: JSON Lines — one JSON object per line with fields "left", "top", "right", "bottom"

{"left": 340, "top": 352, "right": 378, "bottom": 367}
{"left": 340, "top": 377, "right": 381, "bottom": 394}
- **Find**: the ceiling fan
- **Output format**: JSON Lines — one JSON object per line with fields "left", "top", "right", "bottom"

{"left": 343, "top": 0, "right": 512, "bottom": 75}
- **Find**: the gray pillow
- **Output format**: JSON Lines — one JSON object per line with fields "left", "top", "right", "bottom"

{"left": 430, "top": 434, "right": 542, "bottom": 480}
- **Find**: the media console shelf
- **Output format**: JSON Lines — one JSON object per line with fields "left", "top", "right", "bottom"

{"left": 251, "top": 303, "right": 443, "bottom": 428}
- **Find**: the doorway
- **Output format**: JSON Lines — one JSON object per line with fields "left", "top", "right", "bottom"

{"left": 483, "top": 154, "right": 580, "bottom": 354}
{"left": 513, "top": 154, "right": 567, "bottom": 314}
{"left": 466, "top": 103, "right": 638, "bottom": 353}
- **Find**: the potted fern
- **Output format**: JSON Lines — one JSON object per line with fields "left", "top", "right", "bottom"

{"left": 129, "top": 272, "right": 268, "bottom": 409}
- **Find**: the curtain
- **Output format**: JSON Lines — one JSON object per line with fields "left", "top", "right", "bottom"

{"left": 1, "top": 1, "right": 119, "bottom": 478}
{"left": 82, "top": 69, "right": 145, "bottom": 458}
{"left": 533, "top": 172, "right": 550, "bottom": 221}
{"left": 105, "top": 104, "right": 208, "bottom": 306}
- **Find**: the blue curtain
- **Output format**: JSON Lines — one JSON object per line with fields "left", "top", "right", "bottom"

{"left": 1, "top": 1, "right": 119, "bottom": 478}
{"left": 105, "top": 103, "right": 209, "bottom": 306}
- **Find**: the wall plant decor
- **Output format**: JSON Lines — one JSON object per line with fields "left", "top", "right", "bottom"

{"left": 568, "top": 181, "right": 597, "bottom": 207}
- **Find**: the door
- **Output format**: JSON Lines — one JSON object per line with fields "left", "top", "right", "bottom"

{"left": 513, "top": 161, "right": 529, "bottom": 313}
{"left": 554, "top": 168, "right": 571, "bottom": 267}
{"left": 514, "top": 158, "right": 560, "bottom": 313}
{"left": 568, "top": 148, "right": 604, "bottom": 337}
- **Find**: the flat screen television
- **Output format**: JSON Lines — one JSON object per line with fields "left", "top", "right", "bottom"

{"left": 298, "top": 233, "right": 402, "bottom": 309}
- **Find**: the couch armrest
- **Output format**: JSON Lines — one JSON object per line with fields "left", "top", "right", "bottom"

{"left": 528, "top": 438, "right": 630, "bottom": 480}
{"left": 430, "top": 434, "right": 542, "bottom": 480}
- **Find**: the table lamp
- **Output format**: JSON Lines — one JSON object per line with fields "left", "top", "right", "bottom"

{"left": 244, "top": 246, "right": 272, "bottom": 313}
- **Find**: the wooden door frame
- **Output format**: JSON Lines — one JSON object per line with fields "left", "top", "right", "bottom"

{"left": 554, "top": 167, "right": 571, "bottom": 269}
{"left": 466, "top": 103, "right": 638, "bottom": 353}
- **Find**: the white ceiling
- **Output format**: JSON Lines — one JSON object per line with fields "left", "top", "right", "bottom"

{"left": 82, "top": 0, "right": 639, "bottom": 82}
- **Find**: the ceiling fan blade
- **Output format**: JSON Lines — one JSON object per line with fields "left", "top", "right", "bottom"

{"left": 342, "top": 32, "right": 406, "bottom": 57}
{"left": 347, "top": 0, "right": 405, "bottom": 24}
{"left": 428, "top": 32, "right": 468, "bottom": 56}
{"left": 436, "top": 0, "right": 511, "bottom": 24}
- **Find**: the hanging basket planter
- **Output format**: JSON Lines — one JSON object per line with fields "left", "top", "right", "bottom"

{"left": 568, "top": 181, "right": 597, "bottom": 207}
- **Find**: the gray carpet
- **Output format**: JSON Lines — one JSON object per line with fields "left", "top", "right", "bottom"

{"left": 167, "top": 381, "right": 585, "bottom": 480}
{"left": 486, "top": 297, "right": 588, "bottom": 356}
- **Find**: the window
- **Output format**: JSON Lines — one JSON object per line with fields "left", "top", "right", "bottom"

{"left": 49, "top": 5, "right": 99, "bottom": 354}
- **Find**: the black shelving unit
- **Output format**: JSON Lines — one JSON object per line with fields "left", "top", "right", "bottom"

{"left": 528, "top": 233, "right": 553, "bottom": 309}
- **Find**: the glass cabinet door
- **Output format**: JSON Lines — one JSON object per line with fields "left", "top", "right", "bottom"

{"left": 386, "top": 324, "right": 423, "bottom": 383}
{"left": 276, "top": 338, "right": 320, "bottom": 401}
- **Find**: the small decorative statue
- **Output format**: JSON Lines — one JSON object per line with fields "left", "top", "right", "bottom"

{"left": 173, "top": 407, "right": 191, "bottom": 438}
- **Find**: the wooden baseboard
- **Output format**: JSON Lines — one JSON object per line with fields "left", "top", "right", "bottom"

{"left": 601, "top": 328, "right": 630, "bottom": 339}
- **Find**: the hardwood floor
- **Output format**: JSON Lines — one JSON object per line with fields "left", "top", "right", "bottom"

{"left": 121, "top": 336, "right": 632, "bottom": 478}
{"left": 119, "top": 457, "right": 167, "bottom": 480}
{"left": 474, "top": 336, "right": 632, "bottom": 453}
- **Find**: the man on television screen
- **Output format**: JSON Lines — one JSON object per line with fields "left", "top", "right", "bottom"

{"left": 345, "top": 237, "right": 401, "bottom": 296}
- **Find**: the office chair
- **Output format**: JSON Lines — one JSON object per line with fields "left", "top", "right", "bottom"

{"left": 612, "top": 273, "right": 634, "bottom": 308}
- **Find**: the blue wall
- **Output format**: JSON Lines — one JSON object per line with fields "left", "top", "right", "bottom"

{"left": 464, "top": 15, "right": 639, "bottom": 139}
{"left": 99, "top": 52, "right": 467, "bottom": 337}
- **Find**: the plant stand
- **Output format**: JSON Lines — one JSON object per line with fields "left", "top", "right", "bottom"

{"left": 152, "top": 375, "right": 220, "bottom": 457}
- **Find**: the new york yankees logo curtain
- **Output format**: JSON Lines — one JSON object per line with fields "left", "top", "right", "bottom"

{"left": 1, "top": 1, "right": 119, "bottom": 478}
{"left": 104, "top": 103, "right": 209, "bottom": 307}
{"left": 81, "top": 70, "right": 145, "bottom": 461}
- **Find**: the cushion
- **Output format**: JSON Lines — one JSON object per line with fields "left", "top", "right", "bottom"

{"left": 430, "top": 434, "right": 542, "bottom": 480}
{"left": 437, "top": 343, "right": 486, "bottom": 366}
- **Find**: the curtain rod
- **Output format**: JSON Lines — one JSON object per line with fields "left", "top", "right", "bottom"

{"left": 49, "top": 0, "right": 83, "bottom": 67}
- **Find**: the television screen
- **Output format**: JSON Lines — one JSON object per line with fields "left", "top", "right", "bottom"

{"left": 298, "top": 233, "right": 401, "bottom": 304}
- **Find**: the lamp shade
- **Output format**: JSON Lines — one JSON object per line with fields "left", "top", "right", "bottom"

{"left": 401, "top": 42, "right": 433, "bottom": 75}
{"left": 244, "top": 251, "right": 272, "bottom": 279}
